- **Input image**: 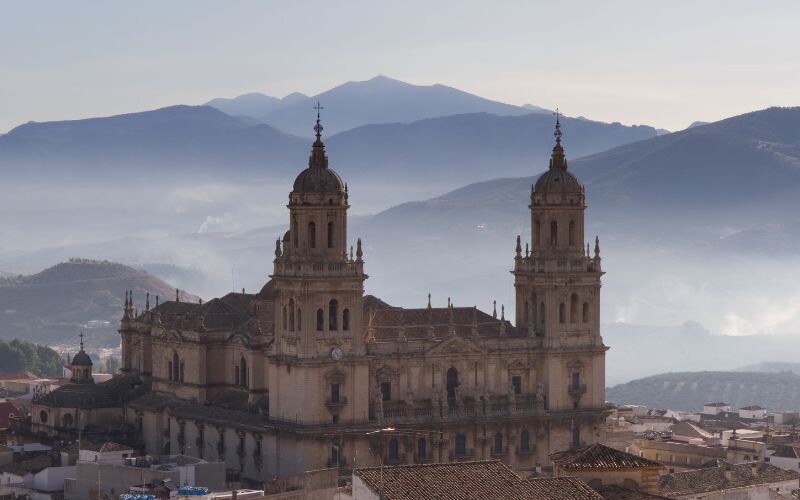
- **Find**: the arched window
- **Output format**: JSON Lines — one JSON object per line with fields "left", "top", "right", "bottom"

{"left": 316, "top": 309, "right": 324, "bottom": 331}
{"left": 282, "top": 306, "right": 287, "bottom": 331}
{"left": 520, "top": 430, "right": 530, "bottom": 452}
{"left": 570, "top": 293, "right": 579, "bottom": 323}
{"left": 572, "top": 426, "right": 581, "bottom": 448}
{"left": 308, "top": 221, "right": 316, "bottom": 248}
{"left": 62, "top": 413, "right": 74, "bottom": 428}
{"left": 582, "top": 302, "right": 589, "bottom": 323}
{"left": 240, "top": 357, "right": 247, "bottom": 388}
{"left": 455, "top": 433, "right": 466, "bottom": 456}
{"left": 168, "top": 360, "right": 173, "bottom": 381}
{"left": 179, "top": 362, "right": 184, "bottom": 382}
{"left": 329, "top": 299, "right": 338, "bottom": 331}
{"left": 539, "top": 302, "right": 545, "bottom": 326}
{"left": 534, "top": 220, "right": 541, "bottom": 248}
{"left": 417, "top": 438, "right": 427, "bottom": 459}
{"left": 292, "top": 215, "right": 298, "bottom": 248}
{"left": 524, "top": 300, "right": 529, "bottom": 325}
{"left": 173, "top": 352, "right": 180, "bottom": 381}
{"left": 331, "top": 445, "right": 339, "bottom": 466}
{"left": 388, "top": 438, "right": 399, "bottom": 460}
{"left": 494, "top": 433, "right": 503, "bottom": 454}
{"left": 559, "top": 303, "right": 566, "bottom": 324}
{"left": 342, "top": 308, "right": 350, "bottom": 331}
{"left": 327, "top": 221, "right": 334, "bottom": 248}
{"left": 297, "top": 308, "right": 302, "bottom": 331}
{"left": 446, "top": 367, "right": 459, "bottom": 399}
{"left": 550, "top": 221, "right": 558, "bottom": 247}
{"left": 40, "top": 410, "right": 48, "bottom": 423}
{"left": 288, "top": 299, "right": 295, "bottom": 331}
{"left": 569, "top": 220, "right": 576, "bottom": 247}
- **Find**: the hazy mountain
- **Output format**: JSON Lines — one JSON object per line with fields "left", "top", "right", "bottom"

{"left": 0, "top": 105, "right": 308, "bottom": 180}
{"left": 326, "top": 112, "right": 657, "bottom": 186}
{"left": 606, "top": 371, "right": 800, "bottom": 412}
{"left": 259, "top": 75, "right": 544, "bottom": 136}
{"left": 735, "top": 362, "right": 800, "bottom": 375}
{"left": 205, "top": 92, "right": 308, "bottom": 120}
{"left": 688, "top": 121, "right": 710, "bottom": 128}
{"left": 0, "top": 259, "right": 198, "bottom": 347}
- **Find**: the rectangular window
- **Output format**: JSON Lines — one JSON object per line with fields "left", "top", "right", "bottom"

{"left": 511, "top": 376, "right": 522, "bottom": 394}
{"left": 571, "top": 372, "right": 580, "bottom": 389}
{"left": 381, "top": 382, "right": 391, "bottom": 401}
{"left": 331, "top": 383, "right": 340, "bottom": 403}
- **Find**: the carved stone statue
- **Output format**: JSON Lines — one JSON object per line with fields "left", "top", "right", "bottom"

{"left": 405, "top": 387, "right": 414, "bottom": 407}
{"left": 536, "top": 383, "right": 545, "bottom": 408}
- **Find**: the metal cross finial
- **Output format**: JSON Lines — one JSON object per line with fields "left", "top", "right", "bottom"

{"left": 553, "top": 107, "right": 562, "bottom": 143}
{"left": 79, "top": 331, "right": 84, "bottom": 350}
{"left": 313, "top": 101, "right": 324, "bottom": 139}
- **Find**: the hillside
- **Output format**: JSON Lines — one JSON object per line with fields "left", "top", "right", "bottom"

{"left": 0, "top": 338, "right": 63, "bottom": 377}
{"left": 259, "top": 75, "right": 543, "bottom": 136}
{"left": 0, "top": 259, "right": 198, "bottom": 347}
{"left": 735, "top": 361, "right": 800, "bottom": 375}
{"left": 0, "top": 105, "right": 308, "bottom": 180}
{"left": 606, "top": 371, "right": 800, "bottom": 412}
{"left": 205, "top": 92, "right": 308, "bottom": 119}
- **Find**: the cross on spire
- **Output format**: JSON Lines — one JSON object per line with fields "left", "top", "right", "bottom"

{"left": 313, "top": 101, "right": 324, "bottom": 140}
{"left": 553, "top": 107, "right": 562, "bottom": 144}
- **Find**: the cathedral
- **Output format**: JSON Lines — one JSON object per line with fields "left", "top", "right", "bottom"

{"left": 30, "top": 108, "right": 608, "bottom": 482}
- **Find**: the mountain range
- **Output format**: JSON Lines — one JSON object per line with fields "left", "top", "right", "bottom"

{"left": 0, "top": 259, "right": 197, "bottom": 347}
{"left": 606, "top": 371, "right": 800, "bottom": 412}
{"left": 208, "top": 75, "right": 550, "bottom": 136}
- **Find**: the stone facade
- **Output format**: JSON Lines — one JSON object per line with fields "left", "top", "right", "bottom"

{"left": 32, "top": 112, "right": 609, "bottom": 483}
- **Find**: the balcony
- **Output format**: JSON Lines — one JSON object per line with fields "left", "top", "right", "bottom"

{"left": 452, "top": 448, "right": 475, "bottom": 461}
{"left": 568, "top": 384, "right": 587, "bottom": 396}
{"left": 373, "top": 396, "right": 545, "bottom": 425}
{"left": 414, "top": 453, "right": 433, "bottom": 463}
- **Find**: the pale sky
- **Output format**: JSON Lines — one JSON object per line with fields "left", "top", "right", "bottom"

{"left": 1, "top": 0, "right": 798, "bottom": 133}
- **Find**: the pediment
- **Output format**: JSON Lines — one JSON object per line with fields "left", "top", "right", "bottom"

{"left": 425, "top": 335, "right": 485, "bottom": 356}
{"left": 507, "top": 358, "right": 529, "bottom": 370}
{"left": 226, "top": 332, "right": 250, "bottom": 347}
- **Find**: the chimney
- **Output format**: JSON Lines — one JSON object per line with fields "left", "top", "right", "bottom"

{"left": 724, "top": 464, "right": 732, "bottom": 481}
{"left": 751, "top": 462, "right": 758, "bottom": 478}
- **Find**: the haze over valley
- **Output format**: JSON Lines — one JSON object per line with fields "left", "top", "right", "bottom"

{"left": 1, "top": 77, "right": 799, "bottom": 385}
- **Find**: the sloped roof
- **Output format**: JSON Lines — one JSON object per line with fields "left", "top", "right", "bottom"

{"left": 594, "top": 485, "right": 673, "bottom": 500}
{"left": 355, "top": 460, "right": 577, "bottom": 500}
{"left": 364, "top": 295, "right": 522, "bottom": 341}
{"left": 524, "top": 477, "right": 602, "bottom": 499}
{"left": 550, "top": 443, "right": 662, "bottom": 470}
{"left": 36, "top": 373, "right": 143, "bottom": 408}
{"left": 740, "top": 405, "right": 766, "bottom": 411}
{"left": 659, "top": 462, "right": 800, "bottom": 497}
{"left": 670, "top": 421, "right": 715, "bottom": 440}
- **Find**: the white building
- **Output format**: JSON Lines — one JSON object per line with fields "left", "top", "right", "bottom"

{"left": 738, "top": 405, "right": 767, "bottom": 420}
{"left": 702, "top": 402, "right": 730, "bottom": 415}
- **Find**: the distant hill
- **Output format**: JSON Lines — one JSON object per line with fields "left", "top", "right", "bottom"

{"left": 205, "top": 92, "right": 308, "bottom": 120}
{"left": 606, "top": 371, "right": 800, "bottom": 412}
{"left": 0, "top": 105, "right": 308, "bottom": 180}
{"left": 0, "top": 338, "right": 63, "bottom": 377}
{"left": 0, "top": 259, "right": 198, "bottom": 347}
{"left": 259, "top": 75, "right": 544, "bottom": 136}
{"left": 735, "top": 361, "right": 800, "bottom": 375}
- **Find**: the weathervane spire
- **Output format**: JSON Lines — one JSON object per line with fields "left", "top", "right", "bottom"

{"left": 313, "top": 101, "right": 324, "bottom": 143}
{"left": 553, "top": 107, "right": 562, "bottom": 145}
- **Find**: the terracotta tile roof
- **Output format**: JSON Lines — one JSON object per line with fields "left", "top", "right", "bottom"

{"left": 658, "top": 461, "right": 800, "bottom": 497}
{"left": 364, "top": 295, "right": 523, "bottom": 341}
{"left": 36, "top": 373, "right": 143, "bottom": 408}
{"left": 550, "top": 443, "right": 662, "bottom": 470}
{"left": 0, "top": 400, "right": 18, "bottom": 428}
{"left": 524, "top": 477, "right": 603, "bottom": 499}
{"left": 594, "top": 485, "right": 672, "bottom": 499}
{"left": 0, "top": 372, "right": 36, "bottom": 381}
{"left": 355, "top": 460, "right": 569, "bottom": 499}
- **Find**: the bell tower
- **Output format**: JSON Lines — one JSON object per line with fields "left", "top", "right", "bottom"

{"left": 513, "top": 112, "right": 607, "bottom": 450}
{"left": 270, "top": 103, "right": 367, "bottom": 360}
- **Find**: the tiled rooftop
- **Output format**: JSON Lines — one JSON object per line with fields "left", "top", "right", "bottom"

{"left": 550, "top": 443, "right": 662, "bottom": 470}
{"left": 659, "top": 461, "right": 800, "bottom": 496}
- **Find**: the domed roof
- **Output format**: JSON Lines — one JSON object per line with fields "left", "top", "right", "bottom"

{"left": 292, "top": 163, "right": 345, "bottom": 195}
{"left": 291, "top": 106, "right": 345, "bottom": 195}
{"left": 534, "top": 168, "right": 584, "bottom": 195}
{"left": 532, "top": 115, "right": 584, "bottom": 196}
{"left": 71, "top": 349, "right": 92, "bottom": 366}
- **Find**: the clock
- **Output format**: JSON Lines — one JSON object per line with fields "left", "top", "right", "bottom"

{"left": 330, "top": 347, "right": 344, "bottom": 361}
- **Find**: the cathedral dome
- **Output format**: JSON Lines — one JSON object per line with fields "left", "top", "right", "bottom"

{"left": 532, "top": 113, "right": 584, "bottom": 197}
{"left": 291, "top": 104, "right": 345, "bottom": 196}
{"left": 534, "top": 168, "right": 584, "bottom": 195}
{"left": 292, "top": 164, "right": 345, "bottom": 195}
{"left": 71, "top": 350, "right": 92, "bottom": 366}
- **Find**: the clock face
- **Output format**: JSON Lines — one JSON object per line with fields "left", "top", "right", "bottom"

{"left": 330, "top": 347, "right": 344, "bottom": 361}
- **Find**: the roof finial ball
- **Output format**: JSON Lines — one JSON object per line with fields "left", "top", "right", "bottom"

{"left": 313, "top": 101, "right": 324, "bottom": 144}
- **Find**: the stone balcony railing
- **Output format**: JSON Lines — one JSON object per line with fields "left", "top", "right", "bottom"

{"left": 374, "top": 397, "right": 545, "bottom": 425}
{"left": 273, "top": 259, "right": 364, "bottom": 278}
{"left": 568, "top": 384, "right": 588, "bottom": 396}
{"left": 514, "top": 255, "right": 596, "bottom": 274}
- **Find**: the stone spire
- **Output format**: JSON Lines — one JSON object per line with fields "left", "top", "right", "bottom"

{"left": 309, "top": 101, "right": 329, "bottom": 169}
{"left": 492, "top": 300, "right": 497, "bottom": 319}
{"left": 548, "top": 108, "right": 567, "bottom": 171}
{"left": 356, "top": 238, "right": 363, "bottom": 262}
{"left": 594, "top": 236, "right": 601, "bottom": 259}
{"left": 275, "top": 238, "right": 282, "bottom": 259}
{"left": 515, "top": 235, "right": 522, "bottom": 259}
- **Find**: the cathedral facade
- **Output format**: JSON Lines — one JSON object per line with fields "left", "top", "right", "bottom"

{"left": 31, "top": 111, "right": 608, "bottom": 482}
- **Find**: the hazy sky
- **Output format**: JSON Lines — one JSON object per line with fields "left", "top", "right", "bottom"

{"left": 1, "top": 1, "right": 798, "bottom": 133}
